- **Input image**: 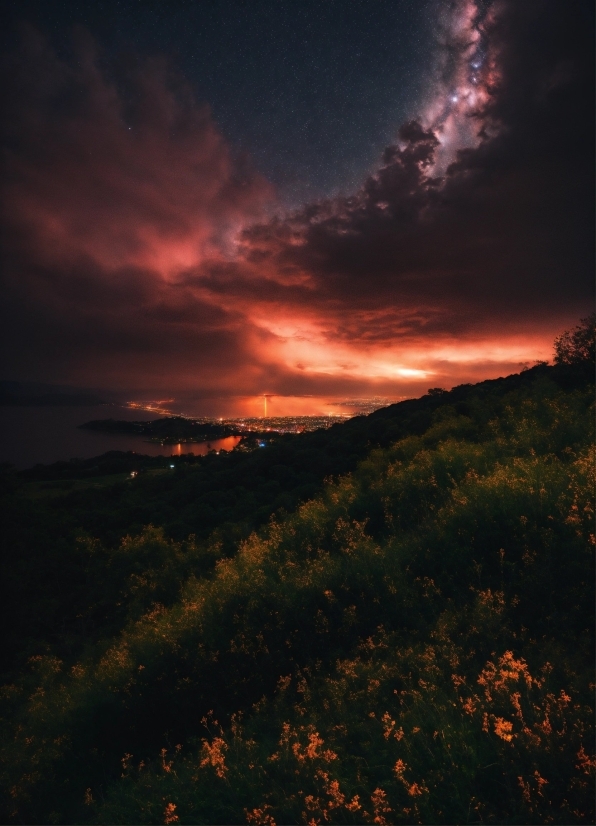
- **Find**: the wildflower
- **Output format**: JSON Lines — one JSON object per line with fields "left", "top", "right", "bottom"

{"left": 279, "top": 722, "right": 293, "bottom": 745}
{"left": 517, "top": 771, "right": 549, "bottom": 810}
{"left": 303, "top": 795, "right": 320, "bottom": 811}
{"left": 462, "top": 697, "right": 477, "bottom": 715}
{"left": 510, "top": 692, "right": 523, "bottom": 719}
{"left": 493, "top": 717, "right": 514, "bottom": 741}
{"left": 199, "top": 736, "right": 228, "bottom": 778}
{"left": 163, "top": 802, "right": 179, "bottom": 824}
{"left": 533, "top": 771, "right": 548, "bottom": 796}
{"left": 576, "top": 746, "right": 596, "bottom": 774}
{"left": 381, "top": 711, "right": 395, "bottom": 739}
{"left": 521, "top": 724, "right": 541, "bottom": 747}
{"left": 160, "top": 748, "right": 174, "bottom": 773}
{"left": 477, "top": 589, "right": 506, "bottom": 612}
{"left": 394, "top": 758, "right": 407, "bottom": 778}
{"left": 370, "top": 788, "right": 392, "bottom": 825}
{"left": 244, "top": 804, "right": 276, "bottom": 826}
{"left": 518, "top": 776, "right": 531, "bottom": 805}
{"left": 325, "top": 779, "right": 345, "bottom": 809}
{"left": 292, "top": 731, "right": 337, "bottom": 762}
{"left": 345, "top": 795, "right": 361, "bottom": 812}
{"left": 538, "top": 715, "right": 552, "bottom": 736}
{"left": 245, "top": 807, "right": 276, "bottom": 826}
{"left": 121, "top": 752, "right": 133, "bottom": 776}
{"left": 478, "top": 651, "right": 533, "bottom": 701}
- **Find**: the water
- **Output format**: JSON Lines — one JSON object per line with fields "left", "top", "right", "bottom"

{"left": 0, "top": 405, "right": 241, "bottom": 470}
{"left": 0, "top": 394, "right": 401, "bottom": 470}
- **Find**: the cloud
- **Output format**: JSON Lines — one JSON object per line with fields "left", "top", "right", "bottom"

{"left": 1, "top": 26, "right": 274, "bottom": 391}
{"left": 1, "top": 1, "right": 593, "bottom": 401}
{"left": 215, "top": 0, "right": 593, "bottom": 383}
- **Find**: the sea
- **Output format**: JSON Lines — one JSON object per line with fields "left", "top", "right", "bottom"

{"left": 0, "top": 393, "right": 402, "bottom": 470}
{"left": 0, "top": 404, "right": 241, "bottom": 470}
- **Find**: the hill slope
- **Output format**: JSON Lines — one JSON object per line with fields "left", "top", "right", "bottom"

{"left": 0, "top": 362, "right": 594, "bottom": 824}
{"left": 0, "top": 362, "right": 590, "bottom": 673}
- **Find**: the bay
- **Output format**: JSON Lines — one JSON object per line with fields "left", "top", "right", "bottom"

{"left": 0, "top": 405, "right": 241, "bottom": 470}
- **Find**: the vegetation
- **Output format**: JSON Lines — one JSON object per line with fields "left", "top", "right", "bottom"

{"left": 554, "top": 315, "right": 596, "bottom": 366}
{"left": 0, "top": 321, "right": 594, "bottom": 824}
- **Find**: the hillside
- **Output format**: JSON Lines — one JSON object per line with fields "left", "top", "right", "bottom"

{"left": 0, "top": 347, "right": 593, "bottom": 823}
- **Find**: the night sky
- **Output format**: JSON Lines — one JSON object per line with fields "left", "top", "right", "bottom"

{"left": 1, "top": 0, "right": 594, "bottom": 410}
{"left": 2, "top": 0, "right": 437, "bottom": 205}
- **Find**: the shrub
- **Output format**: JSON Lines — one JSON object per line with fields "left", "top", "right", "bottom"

{"left": 553, "top": 315, "right": 596, "bottom": 366}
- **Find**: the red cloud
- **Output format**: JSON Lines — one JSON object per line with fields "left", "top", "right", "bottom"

{"left": 3, "top": 27, "right": 273, "bottom": 275}
{"left": 1, "top": 26, "right": 278, "bottom": 392}
{"left": 1, "top": 2, "right": 593, "bottom": 402}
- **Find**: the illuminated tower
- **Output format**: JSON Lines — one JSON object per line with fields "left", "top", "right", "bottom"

{"left": 262, "top": 394, "right": 273, "bottom": 418}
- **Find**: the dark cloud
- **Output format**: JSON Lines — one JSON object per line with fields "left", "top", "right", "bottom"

{"left": 232, "top": 0, "right": 593, "bottom": 341}
{"left": 1, "top": 25, "right": 275, "bottom": 390}
{"left": 0, "top": 1, "right": 593, "bottom": 399}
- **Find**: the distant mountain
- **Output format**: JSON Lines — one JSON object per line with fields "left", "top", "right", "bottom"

{"left": 79, "top": 416, "right": 238, "bottom": 442}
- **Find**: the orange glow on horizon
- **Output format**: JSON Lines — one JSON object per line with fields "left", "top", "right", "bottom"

{"left": 244, "top": 309, "right": 554, "bottom": 389}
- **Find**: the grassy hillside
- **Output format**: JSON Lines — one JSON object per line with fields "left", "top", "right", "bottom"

{"left": 0, "top": 361, "right": 591, "bottom": 674}
{"left": 0, "top": 350, "right": 593, "bottom": 822}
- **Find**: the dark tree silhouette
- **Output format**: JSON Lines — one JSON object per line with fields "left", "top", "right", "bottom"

{"left": 553, "top": 315, "right": 596, "bottom": 365}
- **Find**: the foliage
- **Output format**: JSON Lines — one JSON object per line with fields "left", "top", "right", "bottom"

{"left": 0, "top": 361, "right": 589, "bottom": 676}
{"left": 553, "top": 315, "right": 596, "bottom": 366}
{"left": 0, "top": 365, "right": 593, "bottom": 824}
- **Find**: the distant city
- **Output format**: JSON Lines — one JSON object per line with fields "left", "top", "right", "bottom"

{"left": 331, "top": 397, "right": 404, "bottom": 414}
{"left": 125, "top": 396, "right": 404, "bottom": 431}
{"left": 222, "top": 415, "right": 348, "bottom": 434}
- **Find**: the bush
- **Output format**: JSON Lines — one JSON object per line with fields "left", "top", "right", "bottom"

{"left": 553, "top": 315, "right": 596, "bottom": 366}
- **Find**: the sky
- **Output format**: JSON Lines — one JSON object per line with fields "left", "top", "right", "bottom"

{"left": 1, "top": 0, "right": 594, "bottom": 411}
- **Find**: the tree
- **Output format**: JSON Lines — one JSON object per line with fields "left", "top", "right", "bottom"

{"left": 553, "top": 315, "right": 596, "bottom": 365}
